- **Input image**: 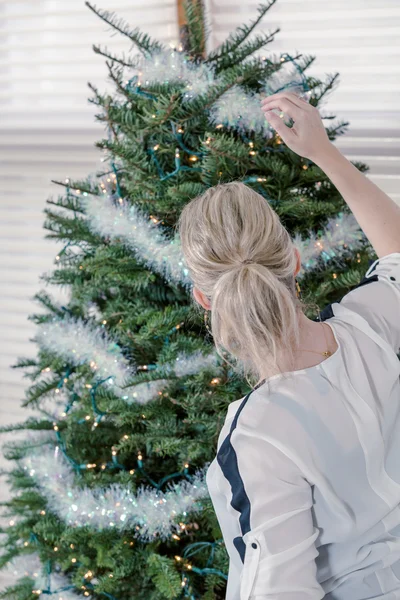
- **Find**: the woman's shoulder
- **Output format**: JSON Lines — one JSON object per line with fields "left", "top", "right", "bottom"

{"left": 222, "top": 379, "right": 312, "bottom": 446}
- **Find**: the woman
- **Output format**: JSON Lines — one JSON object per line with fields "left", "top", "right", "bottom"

{"left": 177, "top": 91, "right": 400, "bottom": 600}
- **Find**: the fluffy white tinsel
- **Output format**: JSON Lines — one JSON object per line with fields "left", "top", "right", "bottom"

{"left": 132, "top": 50, "right": 311, "bottom": 136}
{"left": 84, "top": 195, "right": 364, "bottom": 285}
{"left": 135, "top": 49, "right": 216, "bottom": 101}
{"left": 293, "top": 212, "right": 365, "bottom": 276}
{"left": 124, "top": 350, "right": 219, "bottom": 405}
{"left": 209, "top": 85, "right": 273, "bottom": 137}
{"left": 25, "top": 447, "right": 209, "bottom": 542}
{"left": 84, "top": 194, "right": 192, "bottom": 289}
{"left": 35, "top": 317, "right": 135, "bottom": 396}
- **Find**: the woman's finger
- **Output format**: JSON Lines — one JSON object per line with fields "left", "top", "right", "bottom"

{"left": 264, "top": 109, "right": 295, "bottom": 140}
{"left": 261, "top": 97, "right": 302, "bottom": 122}
{"left": 261, "top": 91, "right": 309, "bottom": 111}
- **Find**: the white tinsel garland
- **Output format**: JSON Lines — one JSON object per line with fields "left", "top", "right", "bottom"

{"left": 208, "top": 85, "right": 274, "bottom": 136}
{"left": 35, "top": 317, "right": 135, "bottom": 396}
{"left": 83, "top": 194, "right": 191, "bottom": 289}
{"left": 24, "top": 447, "right": 209, "bottom": 542}
{"left": 294, "top": 212, "right": 365, "bottom": 277}
{"left": 130, "top": 50, "right": 310, "bottom": 135}
{"left": 135, "top": 49, "right": 216, "bottom": 102}
{"left": 84, "top": 194, "right": 365, "bottom": 285}
{"left": 124, "top": 350, "right": 219, "bottom": 405}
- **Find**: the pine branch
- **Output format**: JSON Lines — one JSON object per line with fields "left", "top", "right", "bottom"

{"left": 32, "top": 290, "right": 65, "bottom": 317}
{"left": 46, "top": 194, "right": 86, "bottom": 214}
{"left": 92, "top": 44, "right": 138, "bottom": 68}
{"left": 312, "top": 72, "right": 341, "bottom": 103}
{"left": 11, "top": 358, "right": 38, "bottom": 370}
{"left": 106, "top": 61, "right": 133, "bottom": 103}
{"left": 85, "top": 2, "right": 163, "bottom": 55}
{"left": 205, "top": 0, "right": 279, "bottom": 63}
{"left": 184, "top": 0, "right": 206, "bottom": 58}
{"left": 51, "top": 178, "right": 94, "bottom": 196}
{"left": 213, "top": 30, "right": 278, "bottom": 73}
{"left": 43, "top": 208, "right": 100, "bottom": 245}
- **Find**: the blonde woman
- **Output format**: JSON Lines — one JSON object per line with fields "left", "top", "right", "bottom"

{"left": 177, "top": 91, "right": 400, "bottom": 600}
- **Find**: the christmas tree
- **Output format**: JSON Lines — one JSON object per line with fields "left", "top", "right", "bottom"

{"left": 0, "top": 1, "right": 373, "bottom": 599}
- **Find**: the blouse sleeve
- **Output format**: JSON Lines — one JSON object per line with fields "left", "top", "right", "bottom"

{"left": 339, "top": 251, "right": 400, "bottom": 354}
{"left": 230, "top": 426, "right": 325, "bottom": 600}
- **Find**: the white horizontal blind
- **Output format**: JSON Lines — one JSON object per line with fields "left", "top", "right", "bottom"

{"left": 0, "top": 0, "right": 179, "bottom": 408}
{"left": 204, "top": 0, "right": 400, "bottom": 202}
{"left": 0, "top": 2, "right": 179, "bottom": 576}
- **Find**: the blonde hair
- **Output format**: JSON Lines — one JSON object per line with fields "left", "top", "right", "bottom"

{"left": 177, "top": 181, "right": 304, "bottom": 387}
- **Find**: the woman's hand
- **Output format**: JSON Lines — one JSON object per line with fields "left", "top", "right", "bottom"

{"left": 261, "top": 92, "right": 332, "bottom": 162}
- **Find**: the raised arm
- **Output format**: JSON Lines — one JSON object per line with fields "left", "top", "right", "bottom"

{"left": 261, "top": 92, "right": 400, "bottom": 259}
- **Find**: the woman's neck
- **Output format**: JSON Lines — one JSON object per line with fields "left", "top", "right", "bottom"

{"left": 255, "top": 312, "right": 338, "bottom": 386}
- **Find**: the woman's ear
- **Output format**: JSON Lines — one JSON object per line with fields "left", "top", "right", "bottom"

{"left": 293, "top": 247, "right": 301, "bottom": 277}
{"left": 193, "top": 286, "right": 211, "bottom": 310}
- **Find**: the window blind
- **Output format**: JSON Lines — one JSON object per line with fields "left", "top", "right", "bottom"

{"left": 0, "top": 0, "right": 179, "bottom": 411}
{"left": 0, "top": 3, "right": 178, "bottom": 564}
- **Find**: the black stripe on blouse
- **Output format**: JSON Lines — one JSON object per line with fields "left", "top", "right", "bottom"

{"left": 216, "top": 390, "right": 255, "bottom": 564}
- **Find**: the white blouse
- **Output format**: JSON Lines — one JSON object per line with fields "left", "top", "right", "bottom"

{"left": 206, "top": 252, "right": 400, "bottom": 600}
